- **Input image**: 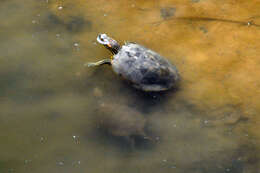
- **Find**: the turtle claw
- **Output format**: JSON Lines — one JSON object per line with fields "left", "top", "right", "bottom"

{"left": 86, "top": 62, "right": 95, "bottom": 67}
{"left": 85, "top": 59, "right": 111, "bottom": 67}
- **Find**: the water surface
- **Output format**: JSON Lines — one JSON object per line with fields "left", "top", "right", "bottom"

{"left": 0, "top": 0, "right": 260, "bottom": 172}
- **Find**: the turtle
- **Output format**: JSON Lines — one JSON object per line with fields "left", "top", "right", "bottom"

{"left": 87, "top": 34, "right": 180, "bottom": 92}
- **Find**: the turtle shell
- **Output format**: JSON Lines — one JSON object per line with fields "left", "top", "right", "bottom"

{"left": 111, "top": 43, "right": 179, "bottom": 91}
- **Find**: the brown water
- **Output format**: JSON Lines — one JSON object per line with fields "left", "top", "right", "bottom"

{"left": 0, "top": 0, "right": 260, "bottom": 172}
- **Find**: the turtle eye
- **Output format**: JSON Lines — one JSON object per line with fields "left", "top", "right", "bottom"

{"left": 97, "top": 34, "right": 111, "bottom": 45}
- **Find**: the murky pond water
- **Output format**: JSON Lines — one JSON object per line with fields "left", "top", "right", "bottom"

{"left": 0, "top": 0, "right": 260, "bottom": 172}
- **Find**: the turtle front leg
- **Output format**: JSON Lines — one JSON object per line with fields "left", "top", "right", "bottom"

{"left": 86, "top": 59, "right": 111, "bottom": 67}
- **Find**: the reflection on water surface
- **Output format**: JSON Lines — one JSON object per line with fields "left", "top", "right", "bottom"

{"left": 0, "top": 0, "right": 259, "bottom": 172}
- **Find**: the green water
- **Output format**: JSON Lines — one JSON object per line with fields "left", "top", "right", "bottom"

{"left": 0, "top": 0, "right": 259, "bottom": 172}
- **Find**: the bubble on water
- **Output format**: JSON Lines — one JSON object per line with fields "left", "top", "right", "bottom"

{"left": 74, "top": 42, "right": 79, "bottom": 47}
{"left": 72, "top": 160, "right": 81, "bottom": 166}
{"left": 204, "top": 120, "right": 209, "bottom": 124}
{"left": 57, "top": 161, "right": 64, "bottom": 166}
{"left": 56, "top": 34, "right": 61, "bottom": 38}
{"left": 73, "top": 42, "right": 80, "bottom": 51}
{"left": 247, "top": 21, "right": 254, "bottom": 26}
{"left": 40, "top": 136, "right": 45, "bottom": 143}
{"left": 57, "top": 6, "right": 63, "bottom": 10}
{"left": 24, "top": 159, "right": 32, "bottom": 164}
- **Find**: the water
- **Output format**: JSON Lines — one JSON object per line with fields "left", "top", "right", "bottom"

{"left": 0, "top": 0, "right": 259, "bottom": 172}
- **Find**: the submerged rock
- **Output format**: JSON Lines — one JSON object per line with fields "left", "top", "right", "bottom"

{"left": 160, "top": 7, "right": 176, "bottom": 19}
{"left": 66, "top": 16, "right": 92, "bottom": 33}
{"left": 45, "top": 13, "right": 92, "bottom": 33}
{"left": 94, "top": 103, "right": 150, "bottom": 146}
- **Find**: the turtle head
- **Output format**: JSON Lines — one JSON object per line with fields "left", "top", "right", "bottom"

{"left": 97, "top": 34, "right": 121, "bottom": 54}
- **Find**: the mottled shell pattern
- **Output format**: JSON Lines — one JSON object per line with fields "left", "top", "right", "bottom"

{"left": 112, "top": 42, "right": 179, "bottom": 91}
